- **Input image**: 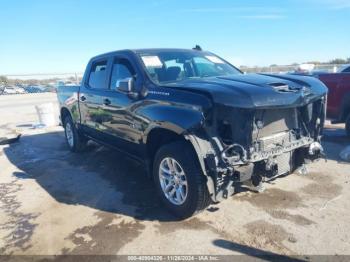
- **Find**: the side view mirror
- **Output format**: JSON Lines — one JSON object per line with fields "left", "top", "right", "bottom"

{"left": 116, "top": 77, "right": 135, "bottom": 93}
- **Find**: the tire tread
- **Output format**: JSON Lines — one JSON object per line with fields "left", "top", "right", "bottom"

{"left": 63, "top": 116, "right": 87, "bottom": 152}
{"left": 153, "top": 140, "right": 211, "bottom": 218}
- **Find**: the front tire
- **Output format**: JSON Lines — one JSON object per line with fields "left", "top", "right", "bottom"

{"left": 63, "top": 116, "right": 87, "bottom": 152}
{"left": 153, "top": 141, "right": 211, "bottom": 219}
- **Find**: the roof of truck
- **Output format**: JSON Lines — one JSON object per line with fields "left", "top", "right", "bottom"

{"left": 90, "top": 48, "right": 205, "bottom": 60}
{"left": 131, "top": 48, "right": 203, "bottom": 53}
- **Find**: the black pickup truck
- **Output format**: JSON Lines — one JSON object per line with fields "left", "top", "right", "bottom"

{"left": 57, "top": 48, "right": 327, "bottom": 218}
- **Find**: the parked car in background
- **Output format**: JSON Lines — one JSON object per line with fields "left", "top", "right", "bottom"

{"left": 14, "top": 86, "right": 26, "bottom": 94}
{"left": 42, "top": 85, "right": 57, "bottom": 93}
{"left": 3, "top": 86, "right": 17, "bottom": 95}
{"left": 318, "top": 73, "right": 350, "bottom": 137}
{"left": 0, "top": 86, "right": 27, "bottom": 95}
{"left": 57, "top": 48, "right": 327, "bottom": 218}
{"left": 56, "top": 80, "right": 80, "bottom": 88}
{"left": 24, "top": 85, "right": 44, "bottom": 93}
{"left": 337, "top": 64, "right": 350, "bottom": 73}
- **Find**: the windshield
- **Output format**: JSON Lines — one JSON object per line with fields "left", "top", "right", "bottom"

{"left": 138, "top": 50, "right": 241, "bottom": 84}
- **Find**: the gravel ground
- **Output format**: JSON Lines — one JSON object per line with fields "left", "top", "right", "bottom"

{"left": 0, "top": 93, "right": 349, "bottom": 258}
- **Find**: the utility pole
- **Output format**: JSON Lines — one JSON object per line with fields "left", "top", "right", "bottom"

{"left": 75, "top": 73, "right": 79, "bottom": 85}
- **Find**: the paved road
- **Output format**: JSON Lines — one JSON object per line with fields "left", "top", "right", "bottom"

{"left": 0, "top": 94, "right": 349, "bottom": 257}
{"left": 0, "top": 93, "right": 59, "bottom": 127}
{"left": 0, "top": 93, "right": 58, "bottom": 109}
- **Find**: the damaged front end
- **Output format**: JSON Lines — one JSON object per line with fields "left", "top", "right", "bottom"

{"left": 198, "top": 96, "right": 327, "bottom": 202}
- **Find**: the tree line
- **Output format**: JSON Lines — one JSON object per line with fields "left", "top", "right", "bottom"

{"left": 306, "top": 57, "right": 350, "bottom": 65}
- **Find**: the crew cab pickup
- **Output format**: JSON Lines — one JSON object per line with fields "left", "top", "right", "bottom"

{"left": 318, "top": 73, "right": 350, "bottom": 136}
{"left": 57, "top": 48, "right": 327, "bottom": 218}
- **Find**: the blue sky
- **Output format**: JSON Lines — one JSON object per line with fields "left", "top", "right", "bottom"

{"left": 0, "top": 0, "right": 349, "bottom": 74}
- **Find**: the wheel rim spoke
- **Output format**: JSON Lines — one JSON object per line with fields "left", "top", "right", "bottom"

{"left": 180, "top": 186, "right": 186, "bottom": 200}
{"left": 166, "top": 158, "right": 175, "bottom": 172}
{"left": 180, "top": 179, "right": 187, "bottom": 186}
{"left": 169, "top": 187, "right": 176, "bottom": 197}
{"left": 175, "top": 187, "right": 182, "bottom": 202}
{"left": 160, "top": 167, "right": 172, "bottom": 180}
{"left": 173, "top": 162, "right": 181, "bottom": 173}
{"left": 164, "top": 183, "right": 173, "bottom": 193}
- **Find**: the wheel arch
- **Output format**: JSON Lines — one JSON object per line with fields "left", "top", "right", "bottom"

{"left": 145, "top": 127, "right": 191, "bottom": 171}
{"left": 60, "top": 107, "right": 72, "bottom": 124}
{"left": 144, "top": 126, "right": 216, "bottom": 201}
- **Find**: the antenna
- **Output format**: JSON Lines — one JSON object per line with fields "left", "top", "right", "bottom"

{"left": 193, "top": 45, "right": 202, "bottom": 51}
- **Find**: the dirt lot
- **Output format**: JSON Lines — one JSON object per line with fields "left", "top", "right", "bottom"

{"left": 0, "top": 93, "right": 350, "bottom": 257}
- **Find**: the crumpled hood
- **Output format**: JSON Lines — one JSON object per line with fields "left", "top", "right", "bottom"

{"left": 165, "top": 73, "right": 328, "bottom": 108}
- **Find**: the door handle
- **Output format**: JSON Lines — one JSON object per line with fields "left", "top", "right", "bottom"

{"left": 103, "top": 98, "right": 111, "bottom": 106}
{"left": 80, "top": 95, "right": 86, "bottom": 102}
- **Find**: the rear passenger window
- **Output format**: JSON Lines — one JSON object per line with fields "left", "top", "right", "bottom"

{"left": 88, "top": 60, "right": 108, "bottom": 89}
{"left": 110, "top": 59, "right": 135, "bottom": 90}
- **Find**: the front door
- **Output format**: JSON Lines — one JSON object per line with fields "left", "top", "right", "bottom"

{"left": 100, "top": 57, "right": 145, "bottom": 157}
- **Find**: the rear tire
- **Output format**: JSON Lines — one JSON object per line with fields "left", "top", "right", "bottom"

{"left": 346, "top": 113, "right": 350, "bottom": 138}
{"left": 63, "top": 116, "right": 87, "bottom": 152}
{"left": 153, "top": 141, "right": 211, "bottom": 219}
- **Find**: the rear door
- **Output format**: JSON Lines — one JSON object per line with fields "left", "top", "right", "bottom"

{"left": 79, "top": 57, "right": 114, "bottom": 140}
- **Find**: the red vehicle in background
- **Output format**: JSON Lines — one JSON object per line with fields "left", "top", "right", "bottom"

{"left": 318, "top": 70, "right": 350, "bottom": 137}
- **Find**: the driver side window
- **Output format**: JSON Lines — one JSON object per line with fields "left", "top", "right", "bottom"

{"left": 110, "top": 58, "right": 135, "bottom": 90}
{"left": 88, "top": 60, "right": 108, "bottom": 89}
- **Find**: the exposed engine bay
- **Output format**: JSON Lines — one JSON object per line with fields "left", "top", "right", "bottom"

{"left": 202, "top": 96, "right": 327, "bottom": 201}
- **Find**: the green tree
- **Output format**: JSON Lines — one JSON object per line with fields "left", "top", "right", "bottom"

{"left": 307, "top": 61, "right": 321, "bottom": 65}
{"left": 329, "top": 58, "right": 347, "bottom": 64}
{"left": 0, "top": 75, "right": 8, "bottom": 85}
{"left": 0, "top": 76, "right": 7, "bottom": 94}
